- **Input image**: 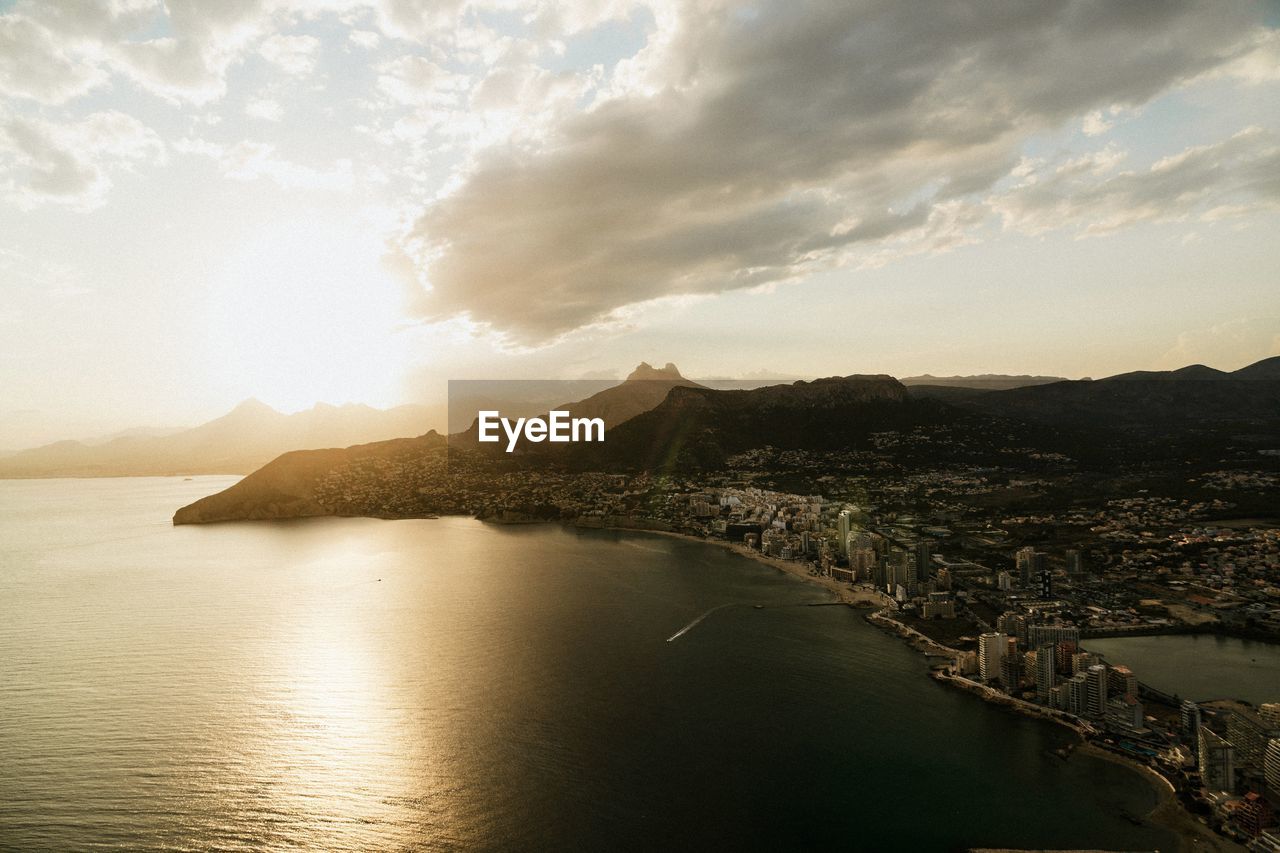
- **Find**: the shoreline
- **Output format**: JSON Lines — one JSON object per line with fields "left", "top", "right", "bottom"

{"left": 577, "top": 523, "right": 895, "bottom": 608}
{"left": 547, "top": 520, "right": 1240, "bottom": 853}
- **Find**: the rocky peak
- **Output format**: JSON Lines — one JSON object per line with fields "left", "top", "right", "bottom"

{"left": 626, "top": 362, "right": 685, "bottom": 382}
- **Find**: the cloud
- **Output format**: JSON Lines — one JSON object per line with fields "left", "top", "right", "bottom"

{"left": 349, "top": 29, "right": 381, "bottom": 50}
{"left": 258, "top": 33, "right": 321, "bottom": 77}
{"left": 0, "top": 0, "right": 279, "bottom": 106}
{"left": 0, "top": 13, "right": 110, "bottom": 104}
{"left": 245, "top": 97, "right": 284, "bottom": 121}
{"left": 993, "top": 127, "right": 1280, "bottom": 235}
{"left": 0, "top": 110, "right": 165, "bottom": 210}
{"left": 396, "top": 0, "right": 1271, "bottom": 341}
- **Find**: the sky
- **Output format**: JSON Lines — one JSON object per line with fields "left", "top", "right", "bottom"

{"left": 2, "top": 0, "right": 1279, "bottom": 447}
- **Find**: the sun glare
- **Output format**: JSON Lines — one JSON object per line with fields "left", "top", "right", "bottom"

{"left": 206, "top": 220, "right": 411, "bottom": 413}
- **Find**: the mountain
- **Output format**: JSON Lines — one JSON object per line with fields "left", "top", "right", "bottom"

{"left": 173, "top": 432, "right": 449, "bottom": 523}
{"left": 555, "top": 362, "right": 706, "bottom": 429}
{"left": 900, "top": 374, "right": 1070, "bottom": 390}
{"left": 173, "top": 374, "right": 954, "bottom": 523}
{"left": 452, "top": 362, "right": 706, "bottom": 446}
{"left": 0, "top": 399, "right": 445, "bottom": 478}
{"left": 574, "top": 374, "right": 953, "bottom": 470}
{"left": 943, "top": 356, "right": 1280, "bottom": 431}
{"left": 1231, "top": 355, "right": 1280, "bottom": 380}
{"left": 1102, "top": 356, "right": 1280, "bottom": 382}
{"left": 1103, "top": 364, "right": 1230, "bottom": 382}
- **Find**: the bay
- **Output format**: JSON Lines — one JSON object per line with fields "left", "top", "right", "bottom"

{"left": 0, "top": 478, "right": 1176, "bottom": 851}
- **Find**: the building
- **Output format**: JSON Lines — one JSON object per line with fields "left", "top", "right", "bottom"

{"left": 1085, "top": 664, "right": 1108, "bottom": 719}
{"left": 1228, "top": 709, "right": 1280, "bottom": 774}
{"left": 913, "top": 537, "right": 934, "bottom": 582}
{"left": 850, "top": 546, "right": 876, "bottom": 580}
{"left": 1001, "top": 652, "right": 1023, "bottom": 692}
{"left": 1065, "top": 548, "right": 1084, "bottom": 576}
{"left": 1066, "top": 672, "right": 1088, "bottom": 716}
{"left": 837, "top": 510, "right": 851, "bottom": 557}
{"left": 1071, "top": 651, "right": 1099, "bottom": 676}
{"left": 1265, "top": 738, "right": 1280, "bottom": 796}
{"left": 1200, "top": 727, "right": 1237, "bottom": 794}
{"left": 1015, "top": 546, "right": 1038, "bottom": 585}
{"left": 1109, "top": 665, "right": 1138, "bottom": 700}
{"left": 1232, "top": 792, "right": 1276, "bottom": 838}
{"left": 1028, "top": 624, "right": 1080, "bottom": 648}
{"left": 978, "top": 632, "right": 1007, "bottom": 683}
{"left": 922, "top": 592, "right": 955, "bottom": 619}
{"left": 1035, "top": 643, "right": 1056, "bottom": 703}
{"left": 1107, "top": 694, "right": 1146, "bottom": 733}
{"left": 1181, "top": 700, "right": 1202, "bottom": 747}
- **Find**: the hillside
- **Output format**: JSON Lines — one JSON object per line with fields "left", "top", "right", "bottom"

{"left": 172, "top": 432, "right": 449, "bottom": 523}
{"left": 576, "top": 375, "right": 954, "bottom": 470}
{"left": 945, "top": 356, "right": 1280, "bottom": 433}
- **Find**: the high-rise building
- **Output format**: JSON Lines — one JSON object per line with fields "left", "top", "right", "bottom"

{"left": 996, "top": 612, "right": 1027, "bottom": 644}
{"left": 1199, "top": 727, "right": 1236, "bottom": 793}
{"left": 913, "top": 537, "right": 933, "bottom": 582}
{"left": 1039, "top": 566, "right": 1053, "bottom": 599}
{"left": 1085, "top": 665, "right": 1108, "bottom": 719}
{"left": 1066, "top": 672, "right": 1088, "bottom": 716}
{"left": 1181, "top": 700, "right": 1202, "bottom": 747}
{"left": 1071, "top": 651, "right": 1098, "bottom": 676}
{"left": 997, "top": 571, "right": 1013, "bottom": 592}
{"left": 978, "top": 632, "right": 1007, "bottom": 683}
{"left": 888, "top": 549, "right": 910, "bottom": 592}
{"left": 1226, "top": 708, "right": 1280, "bottom": 772}
{"left": 1015, "top": 547, "right": 1037, "bottom": 585}
{"left": 1000, "top": 651, "right": 1022, "bottom": 691}
{"left": 1065, "top": 548, "right": 1084, "bottom": 576}
{"left": 1109, "top": 665, "right": 1138, "bottom": 699}
{"left": 850, "top": 546, "right": 876, "bottom": 580}
{"left": 1028, "top": 624, "right": 1080, "bottom": 648}
{"left": 837, "top": 511, "right": 851, "bottom": 557}
{"left": 1264, "top": 738, "right": 1280, "bottom": 796}
{"left": 1035, "top": 643, "right": 1056, "bottom": 703}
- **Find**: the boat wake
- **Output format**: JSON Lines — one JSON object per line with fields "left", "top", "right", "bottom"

{"left": 666, "top": 603, "right": 738, "bottom": 642}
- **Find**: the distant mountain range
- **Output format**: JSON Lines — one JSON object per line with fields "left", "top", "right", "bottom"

{"left": 900, "top": 374, "right": 1071, "bottom": 390}
{"left": 910, "top": 356, "right": 1280, "bottom": 429}
{"left": 173, "top": 355, "right": 1280, "bottom": 524}
{"left": 0, "top": 399, "right": 444, "bottom": 478}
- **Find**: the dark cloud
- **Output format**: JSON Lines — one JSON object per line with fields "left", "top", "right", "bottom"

{"left": 401, "top": 0, "right": 1268, "bottom": 340}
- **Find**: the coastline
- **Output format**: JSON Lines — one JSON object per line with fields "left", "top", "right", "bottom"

{"left": 546, "top": 519, "right": 1240, "bottom": 853}
{"left": 1074, "top": 742, "right": 1244, "bottom": 853}
{"left": 561, "top": 519, "right": 895, "bottom": 608}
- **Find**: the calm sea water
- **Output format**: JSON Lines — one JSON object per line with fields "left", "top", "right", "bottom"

{"left": 1086, "top": 634, "right": 1280, "bottom": 705}
{"left": 1, "top": 478, "right": 1176, "bottom": 851}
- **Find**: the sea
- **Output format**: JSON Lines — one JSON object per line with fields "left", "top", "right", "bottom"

{"left": 1, "top": 477, "right": 1179, "bottom": 851}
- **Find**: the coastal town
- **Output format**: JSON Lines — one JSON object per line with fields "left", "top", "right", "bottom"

{"left": 302, "top": 438, "right": 1280, "bottom": 850}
